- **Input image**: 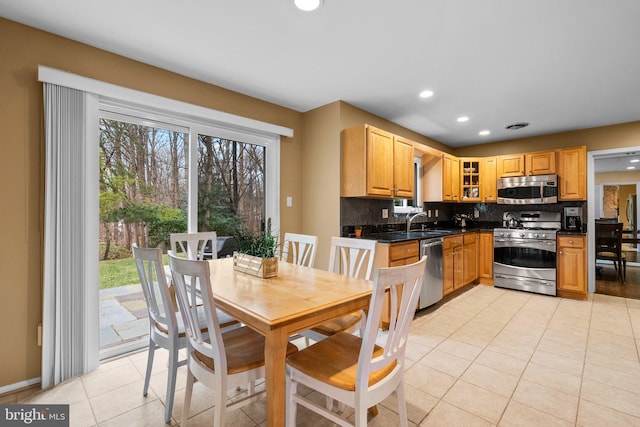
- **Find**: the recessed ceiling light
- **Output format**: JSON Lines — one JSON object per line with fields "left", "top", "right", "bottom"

{"left": 479, "top": 130, "right": 490, "bottom": 136}
{"left": 627, "top": 166, "right": 636, "bottom": 170}
{"left": 419, "top": 90, "right": 434, "bottom": 98}
{"left": 631, "top": 159, "right": 640, "bottom": 163}
{"left": 294, "top": 0, "right": 323, "bottom": 11}
{"left": 457, "top": 116, "right": 469, "bottom": 123}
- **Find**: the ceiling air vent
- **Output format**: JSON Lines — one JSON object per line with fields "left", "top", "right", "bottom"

{"left": 505, "top": 122, "right": 529, "bottom": 130}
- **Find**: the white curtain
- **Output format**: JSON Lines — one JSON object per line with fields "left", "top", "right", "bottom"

{"left": 42, "top": 83, "right": 99, "bottom": 388}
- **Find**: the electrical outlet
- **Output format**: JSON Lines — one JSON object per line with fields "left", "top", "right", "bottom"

{"left": 427, "top": 210, "right": 432, "bottom": 218}
{"left": 286, "top": 196, "right": 292, "bottom": 207}
{"left": 382, "top": 208, "right": 389, "bottom": 219}
{"left": 474, "top": 209, "right": 479, "bottom": 218}
{"left": 435, "top": 209, "right": 439, "bottom": 217}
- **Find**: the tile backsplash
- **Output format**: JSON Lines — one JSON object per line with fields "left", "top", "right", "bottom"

{"left": 340, "top": 197, "right": 587, "bottom": 236}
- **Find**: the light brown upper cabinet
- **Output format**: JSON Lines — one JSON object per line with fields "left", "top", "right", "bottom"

{"left": 496, "top": 154, "right": 525, "bottom": 177}
{"left": 460, "top": 158, "right": 481, "bottom": 202}
{"left": 393, "top": 135, "right": 415, "bottom": 198}
{"left": 458, "top": 157, "right": 496, "bottom": 203}
{"left": 342, "top": 124, "right": 414, "bottom": 198}
{"left": 526, "top": 150, "right": 557, "bottom": 176}
{"left": 481, "top": 157, "right": 497, "bottom": 202}
{"left": 497, "top": 150, "right": 557, "bottom": 177}
{"left": 442, "top": 154, "right": 460, "bottom": 202}
{"left": 558, "top": 146, "right": 587, "bottom": 201}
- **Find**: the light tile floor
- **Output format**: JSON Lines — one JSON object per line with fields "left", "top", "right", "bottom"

{"left": 5, "top": 285, "right": 640, "bottom": 426}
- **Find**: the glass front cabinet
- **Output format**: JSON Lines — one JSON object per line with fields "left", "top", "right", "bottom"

{"left": 461, "top": 159, "right": 481, "bottom": 201}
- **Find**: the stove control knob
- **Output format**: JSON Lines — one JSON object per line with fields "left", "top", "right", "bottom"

{"left": 541, "top": 234, "right": 547, "bottom": 239}
{"left": 534, "top": 233, "right": 539, "bottom": 239}
{"left": 520, "top": 232, "right": 525, "bottom": 238}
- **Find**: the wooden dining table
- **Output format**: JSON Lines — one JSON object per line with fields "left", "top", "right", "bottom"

{"left": 207, "top": 257, "right": 373, "bottom": 427}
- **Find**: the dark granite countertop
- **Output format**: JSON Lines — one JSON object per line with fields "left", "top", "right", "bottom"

{"left": 557, "top": 230, "right": 588, "bottom": 236}
{"left": 364, "top": 228, "right": 491, "bottom": 243}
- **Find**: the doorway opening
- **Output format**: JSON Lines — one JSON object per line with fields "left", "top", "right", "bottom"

{"left": 591, "top": 149, "right": 640, "bottom": 299}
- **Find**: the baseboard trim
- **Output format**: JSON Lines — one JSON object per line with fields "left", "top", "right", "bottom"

{"left": 0, "top": 377, "right": 41, "bottom": 396}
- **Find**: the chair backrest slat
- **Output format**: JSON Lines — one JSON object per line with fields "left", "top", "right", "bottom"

{"left": 168, "top": 251, "right": 227, "bottom": 372}
{"left": 356, "top": 256, "right": 427, "bottom": 390}
{"left": 328, "top": 237, "right": 376, "bottom": 280}
{"left": 170, "top": 232, "right": 218, "bottom": 260}
{"left": 132, "top": 244, "right": 177, "bottom": 335}
{"left": 281, "top": 233, "right": 318, "bottom": 267}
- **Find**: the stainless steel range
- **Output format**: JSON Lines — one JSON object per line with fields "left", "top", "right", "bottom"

{"left": 493, "top": 211, "right": 560, "bottom": 296}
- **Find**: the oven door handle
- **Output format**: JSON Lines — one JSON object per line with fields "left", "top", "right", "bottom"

{"left": 494, "top": 239, "right": 556, "bottom": 245}
{"left": 540, "top": 182, "right": 544, "bottom": 203}
{"left": 495, "top": 274, "right": 553, "bottom": 286}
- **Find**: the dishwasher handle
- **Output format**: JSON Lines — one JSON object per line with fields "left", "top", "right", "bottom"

{"left": 422, "top": 241, "right": 443, "bottom": 249}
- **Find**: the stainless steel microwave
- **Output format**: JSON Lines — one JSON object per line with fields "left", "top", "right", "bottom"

{"left": 497, "top": 174, "right": 558, "bottom": 204}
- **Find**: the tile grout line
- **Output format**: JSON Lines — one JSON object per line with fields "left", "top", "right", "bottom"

{"left": 419, "top": 288, "right": 534, "bottom": 425}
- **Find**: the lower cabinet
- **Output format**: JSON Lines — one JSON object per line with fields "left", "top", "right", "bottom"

{"left": 557, "top": 235, "right": 587, "bottom": 299}
{"left": 463, "top": 233, "right": 478, "bottom": 285}
{"left": 381, "top": 241, "right": 419, "bottom": 328}
{"left": 443, "top": 235, "right": 464, "bottom": 296}
{"left": 478, "top": 231, "right": 494, "bottom": 285}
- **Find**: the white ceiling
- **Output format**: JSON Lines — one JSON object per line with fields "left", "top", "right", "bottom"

{"left": 2, "top": 0, "right": 640, "bottom": 148}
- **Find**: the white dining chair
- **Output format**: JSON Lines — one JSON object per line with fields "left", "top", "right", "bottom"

{"left": 280, "top": 232, "right": 318, "bottom": 267}
{"left": 168, "top": 251, "right": 298, "bottom": 426}
{"left": 286, "top": 256, "right": 427, "bottom": 427}
{"left": 131, "top": 244, "right": 208, "bottom": 423}
{"left": 170, "top": 231, "right": 218, "bottom": 260}
{"left": 300, "top": 237, "right": 376, "bottom": 343}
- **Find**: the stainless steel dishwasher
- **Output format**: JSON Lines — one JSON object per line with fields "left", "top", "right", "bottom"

{"left": 419, "top": 237, "right": 444, "bottom": 309}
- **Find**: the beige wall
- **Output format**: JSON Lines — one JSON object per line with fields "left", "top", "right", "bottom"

{"left": 455, "top": 121, "right": 640, "bottom": 158}
{"left": 596, "top": 170, "right": 640, "bottom": 185}
{"left": 0, "top": 18, "right": 303, "bottom": 388}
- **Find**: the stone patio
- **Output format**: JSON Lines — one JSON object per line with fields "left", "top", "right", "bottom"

{"left": 99, "top": 284, "right": 150, "bottom": 351}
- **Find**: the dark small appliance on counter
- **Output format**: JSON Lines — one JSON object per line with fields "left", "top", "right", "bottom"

{"left": 563, "top": 206, "right": 583, "bottom": 231}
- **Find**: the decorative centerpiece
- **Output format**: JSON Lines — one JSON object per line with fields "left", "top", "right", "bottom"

{"left": 233, "top": 218, "right": 279, "bottom": 278}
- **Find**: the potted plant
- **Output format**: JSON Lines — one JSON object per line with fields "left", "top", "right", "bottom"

{"left": 233, "top": 218, "right": 279, "bottom": 278}
{"left": 354, "top": 225, "right": 363, "bottom": 238}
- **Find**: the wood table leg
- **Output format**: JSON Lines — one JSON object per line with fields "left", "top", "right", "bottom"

{"left": 368, "top": 405, "right": 379, "bottom": 418}
{"left": 264, "top": 328, "right": 289, "bottom": 427}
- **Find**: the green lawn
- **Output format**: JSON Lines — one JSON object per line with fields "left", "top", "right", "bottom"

{"left": 99, "top": 254, "right": 169, "bottom": 289}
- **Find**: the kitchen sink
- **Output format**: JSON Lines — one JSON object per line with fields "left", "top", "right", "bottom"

{"left": 369, "top": 229, "right": 455, "bottom": 242}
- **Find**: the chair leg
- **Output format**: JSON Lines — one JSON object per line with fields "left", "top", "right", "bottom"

{"left": 213, "top": 376, "right": 227, "bottom": 427}
{"left": 164, "top": 346, "right": 179, "bottom": 423}
{"left": 182, "top": 370, "right": 195, "bottom": 427}
{"left": 354, "top": 404, "right": 368, "bottom": 427}
{"left": 286, "top": 374, "right": 298, "bottom": 427}
{"left": 143, "top": 341, "right": 156, "bottom": 397}
{"left": 395, "top": 382, "right": 409, "bottom": 427}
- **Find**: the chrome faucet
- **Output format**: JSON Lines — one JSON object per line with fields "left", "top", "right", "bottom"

{"left": 407, "top": 212, "right": 429, "bottom": 232}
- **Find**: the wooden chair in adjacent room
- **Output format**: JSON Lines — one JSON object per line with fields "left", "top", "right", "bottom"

{"left": 595, "top": 222, "right": 626, "bottom": 282}
{"left": 285, "top": 257, "right": 428, "bottom": 427}
{"left": 280, "top": 232, "right": 318, "bottom": 267}
{"left": 168, "top": 251, "right": 298, "bottom": 426}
